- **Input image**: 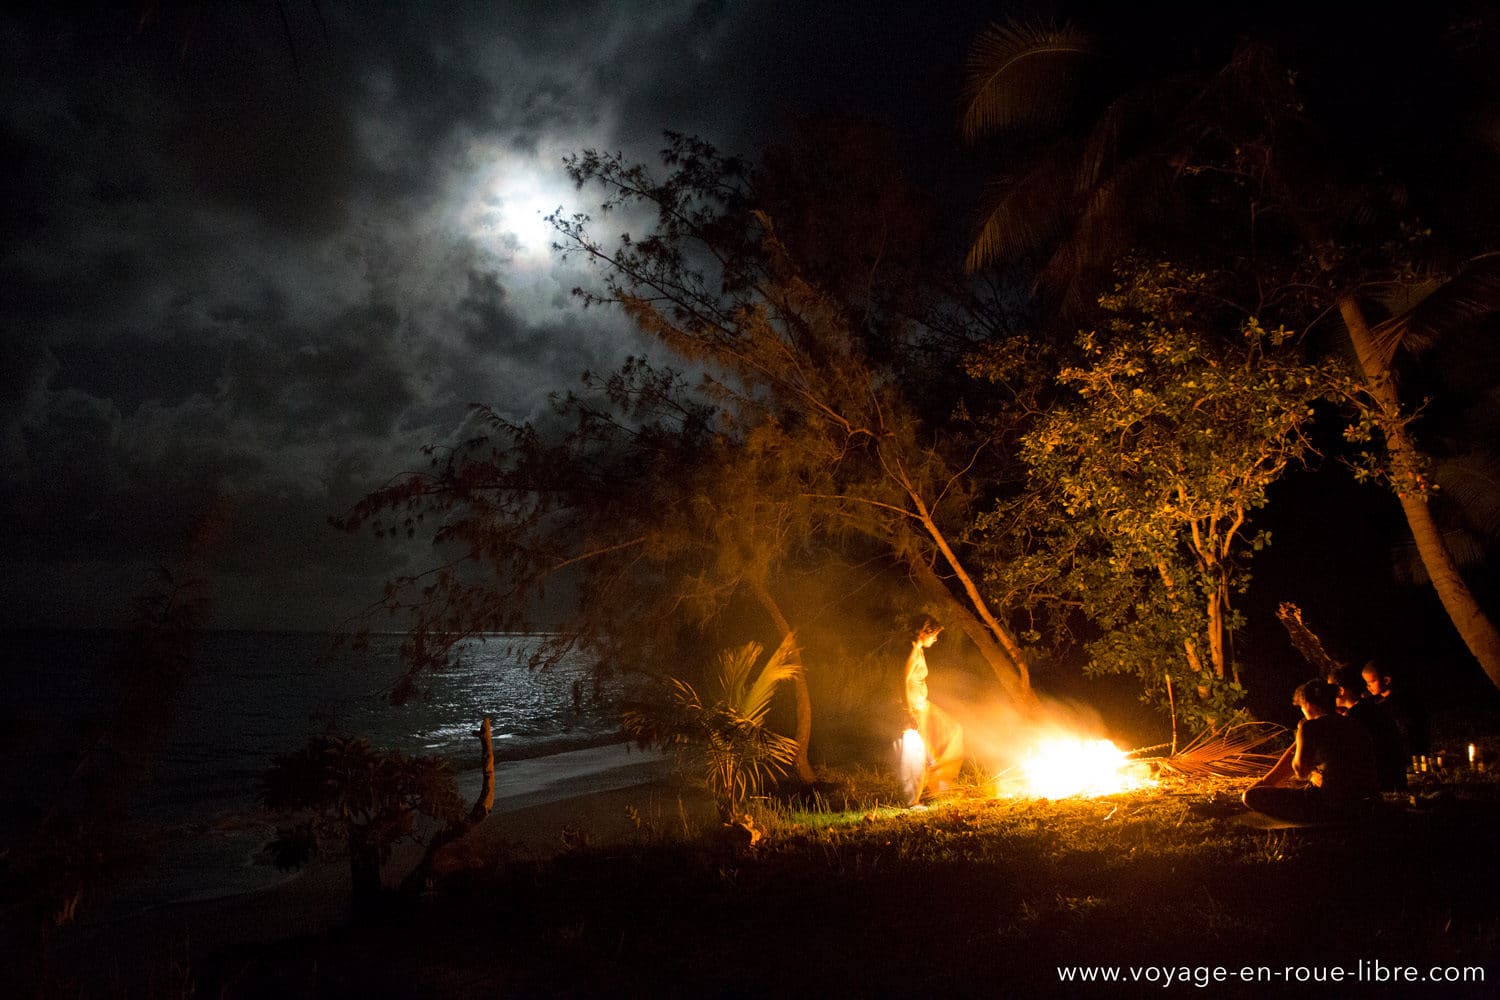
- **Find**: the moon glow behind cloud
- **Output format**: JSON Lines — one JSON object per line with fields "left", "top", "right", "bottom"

{"left": 460, "top": 140, "right": 580, "bottom": 270}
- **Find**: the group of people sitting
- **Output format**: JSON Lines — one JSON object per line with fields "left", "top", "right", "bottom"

{"left": 1243, "top": 661, "right": 1427, "bottom": 823}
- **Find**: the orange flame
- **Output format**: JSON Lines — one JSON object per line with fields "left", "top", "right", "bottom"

{"left": 999, "top": 736, "right": 1152, "bottom": 799}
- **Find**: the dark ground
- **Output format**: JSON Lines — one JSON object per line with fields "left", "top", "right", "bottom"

{"left": 183, "top": 767, "right": 1499, "bottom": 998}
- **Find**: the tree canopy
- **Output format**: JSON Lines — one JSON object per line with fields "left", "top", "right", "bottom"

{"left": 978, "top": 263, "right": 1354, "bottom": 726}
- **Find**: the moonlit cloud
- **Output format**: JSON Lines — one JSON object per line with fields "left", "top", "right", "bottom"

{"left": 0, "top": 2, "right": 990, "bottom": 629}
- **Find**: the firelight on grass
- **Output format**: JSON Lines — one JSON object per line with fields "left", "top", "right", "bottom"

{"left": 999, "top": 736, "right": 1152, "bottom": 799}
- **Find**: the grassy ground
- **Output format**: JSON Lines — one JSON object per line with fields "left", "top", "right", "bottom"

{"left": 186, "top": 765, "right": 1500, "bottom": 999}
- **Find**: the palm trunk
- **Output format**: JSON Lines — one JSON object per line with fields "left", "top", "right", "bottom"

{"left": 1341, "top": 297, "right": 1500, "bottom": 691}
{"left": 748, "top": 579, "right": 815, "bottom": 784}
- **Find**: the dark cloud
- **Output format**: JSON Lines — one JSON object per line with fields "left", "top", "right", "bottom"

{"left": 1, "top": 2, "right": 984, "bottom": 629}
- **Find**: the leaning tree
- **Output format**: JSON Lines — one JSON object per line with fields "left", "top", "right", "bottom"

{"left": 339, "top": 133, "right": 1047, "bottom": 784}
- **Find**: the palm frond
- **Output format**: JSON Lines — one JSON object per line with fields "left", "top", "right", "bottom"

{"left": 1033, "top": 153, "right": 1170, "bottom": 312}
{"left": 1145, "top": 721, "right": 1287, "bottom": 779}
{"left": 1368, "top": 253, "right": 1500, "bottom": 365}
{"left": 1391, "top": 528, "right": 1486, "bottom": 584}
{"left": 715, "top": 641, "right": 762, "bottom": 712}
{"left": 1071, "top": 154, "right": 1162, "bottom": 259}
{"left": 962, "top": 21, "right": 1094, "bottom": 142}
{"left": 966, "top": 142, "right": 1081, "bottom": 272}
{"left": 1435, "top": 452, "right": 1500, "bottom": 541}
{"left": 1387, "top": 452, "right": 1500, "bottom": 585}
{"left": 1370, "top": 276, "right": 1447, "bottom": 324}
{"left": 630, "top": 640, "right": 800, "bottom": 818}
{"left": 737, "top": 632, "right": 801, "bottom": 724}
{"left": 1075, "top": 79, "right": 1193, "bottom": 194}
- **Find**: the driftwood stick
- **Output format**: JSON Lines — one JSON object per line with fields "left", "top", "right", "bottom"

{"left": 1276, "top": 602, "right": 1344, "bottom": 678}
{"left": 470, "top": 717, "right": 495, "bottom": 822}
{"left": 401, "top": 717, "right": 495, "bottom": 895}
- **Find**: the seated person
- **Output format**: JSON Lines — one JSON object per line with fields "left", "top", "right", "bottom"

{"left": 1362, "top": 660, "right": 1429, "bottom": 757}
{"left": 1243, "top": 680, "right": 1378, "bottom": 823}
{"left": 1331, "top": 666, "right": 1406, "bottom": 791}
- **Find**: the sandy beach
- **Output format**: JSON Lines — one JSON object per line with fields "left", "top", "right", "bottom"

{"left": 37, "top": 742, "right": 712, "bottom": 990}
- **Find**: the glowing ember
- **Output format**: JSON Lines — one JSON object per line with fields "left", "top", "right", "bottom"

{"left": 1001, "top": 736, "right": 1152, "bottom": 799}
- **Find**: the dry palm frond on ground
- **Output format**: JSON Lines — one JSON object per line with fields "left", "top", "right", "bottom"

{"left": 1139, "top": 721, "right": 1288, "bottom": 779}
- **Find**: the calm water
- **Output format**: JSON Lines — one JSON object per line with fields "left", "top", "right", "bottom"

{"left": 0, "top": 629, "right": 624, "bottom": 912}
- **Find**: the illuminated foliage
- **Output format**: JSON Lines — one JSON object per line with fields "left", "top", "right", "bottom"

{"left": 980, "top": 264, "right": 1349, "bottom": 727}
{"left": 623, "top": 638, "right": 800, "bottom": 821}
{"left": 553, "top": 136, "right": 1037, "bottom": 705}
{"left": 961, "top": 12, "right": 1500, "bottom": 695}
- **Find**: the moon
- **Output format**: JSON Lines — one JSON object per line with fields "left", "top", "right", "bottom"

{"left": 460, "top": 144, "right": 574, "bottom": 268}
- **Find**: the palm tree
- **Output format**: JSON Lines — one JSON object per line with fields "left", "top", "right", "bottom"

{"left": 961, "top": 20, "right": 1234, "bottom": 317}
{"left": 623, "top": 637, "right": 802, "bottom": 821}
{"left": 1334, "top": 260, "right": 1500, "bottom": 688}
{"left": 962, "top": 16, "right": 1500, "bottom": 692}
{"left": 1392, "top": 451, "right": 1500, "bottom": 586}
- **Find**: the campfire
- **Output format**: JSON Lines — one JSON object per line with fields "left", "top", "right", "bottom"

{"left": 997, "top": 735, "right": 1154, "bottom": 799}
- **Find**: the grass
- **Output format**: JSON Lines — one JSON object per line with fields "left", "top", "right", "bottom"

{"left": 185, "top": 765, "right": 1500, "bottom": 998}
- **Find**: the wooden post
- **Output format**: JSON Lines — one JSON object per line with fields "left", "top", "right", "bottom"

{"left": 401, "top": 716, "right": 495, "bottom": 896}
{"left": 470, "top": 717, "right": 495, "bottom": 822}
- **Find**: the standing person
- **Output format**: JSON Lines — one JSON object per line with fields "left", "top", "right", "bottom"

{"left": 1243, "top": 680, "right": 1378, "bottom": 823}
{"left": 899, "top": 623, "right": 964, "bottom": 805}
{"left": 1362, "top": 661, "right": 1430, "bottom": 757}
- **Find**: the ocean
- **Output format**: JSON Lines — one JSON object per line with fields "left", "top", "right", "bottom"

{"left": 1, "top": 629, "right": 633, "bottom": 917}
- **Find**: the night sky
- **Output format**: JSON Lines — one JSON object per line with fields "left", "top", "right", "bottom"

{"left": 4, "top": 0, "right": 1497, "bottom": 667}
{"left": 2, "top": 2, "right": 1003, "bottom": 630}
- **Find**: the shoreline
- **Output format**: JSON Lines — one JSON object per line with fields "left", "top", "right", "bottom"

{"left": 38, "top": 742, "right": 708, "bottom": 988}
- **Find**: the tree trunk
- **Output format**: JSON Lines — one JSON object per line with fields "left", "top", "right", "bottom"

{"left": 912, "top": 503, "right": 1034, "bottom": 693}
{"left": 399, "top": 717, "right": 496, "bottom": 896}
{"left": 748, "top": 580, "right": 816, "bottom": 784}
{"left": 1341, "top": 296, "right": 1500, "bottom": 691}
{"left": 1156, "top": 558, "right": 1209, "bottom": 691}
{"left": 1206, "top": 586, "right": 1226, "bottom": 681}
{"left": 906, "top": 554, "right": 1037, "bottom": 708}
